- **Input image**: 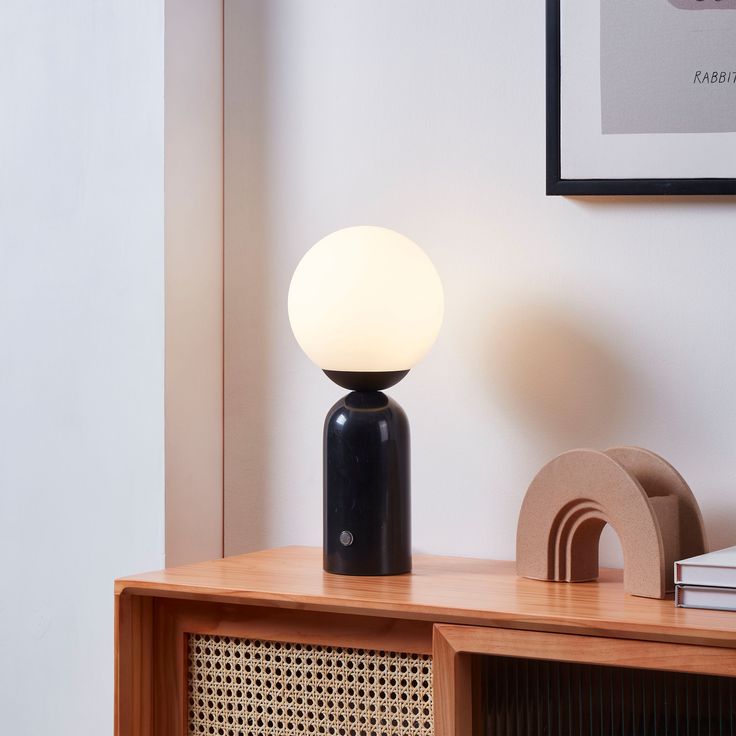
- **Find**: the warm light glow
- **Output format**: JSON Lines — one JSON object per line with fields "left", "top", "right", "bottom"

{"left": 288, "top": 226, "right": 444, "bottom": 372}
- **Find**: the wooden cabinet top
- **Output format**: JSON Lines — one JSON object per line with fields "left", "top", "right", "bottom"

{"left": 116, "top": 545, "right": 736, "bottom": 647}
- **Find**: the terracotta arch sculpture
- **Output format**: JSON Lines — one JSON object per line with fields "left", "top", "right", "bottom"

{"left": 516, "top": 447, "right": 707, "bottom": 599}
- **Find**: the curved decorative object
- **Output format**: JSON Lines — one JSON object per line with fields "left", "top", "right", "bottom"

{"left": 516, "top": 447, "right": 707, "bottom": 599}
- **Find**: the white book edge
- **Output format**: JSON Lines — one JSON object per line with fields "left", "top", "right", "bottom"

{"left": 676, "top": 584, "right": 736, "bottom": 611}
{"left": 674, "top": 545, "right": 736, "bottom": 588}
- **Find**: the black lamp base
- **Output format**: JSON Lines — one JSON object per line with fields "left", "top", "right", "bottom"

{"left": 323, "top": 390, "right": 411, "bottom": 576}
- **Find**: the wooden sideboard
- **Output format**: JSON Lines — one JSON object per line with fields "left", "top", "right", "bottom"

{"left": 115, "top": 546, "right": 736, "bottom": 735}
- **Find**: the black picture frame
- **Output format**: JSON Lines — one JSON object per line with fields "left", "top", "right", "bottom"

{"left": 546, "top": 0, "right": 736, "bottom": 196}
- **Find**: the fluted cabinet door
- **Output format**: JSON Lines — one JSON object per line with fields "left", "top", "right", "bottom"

{"left": 433, "top": 624, "right": 736, "bottom": 736}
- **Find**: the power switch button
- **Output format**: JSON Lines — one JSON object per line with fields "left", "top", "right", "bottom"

{"left": 339, "top": 530, "right": 354, "bottom": 547}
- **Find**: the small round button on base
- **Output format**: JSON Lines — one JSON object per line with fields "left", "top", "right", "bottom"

{"left": 339, "top": 530, "right": 354, "bottom": 547}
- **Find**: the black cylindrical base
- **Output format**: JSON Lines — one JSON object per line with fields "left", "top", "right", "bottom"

{"left": 323, "top": 391, "right": 410, "bottom": 576}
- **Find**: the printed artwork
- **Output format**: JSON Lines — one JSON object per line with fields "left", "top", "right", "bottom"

{"left": 601, "top": 0, "right": 736, "bottom": 134}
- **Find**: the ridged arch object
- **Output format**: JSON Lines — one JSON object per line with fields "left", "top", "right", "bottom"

{"left": 516, "top": 447, "right": 707, "bottom": 599}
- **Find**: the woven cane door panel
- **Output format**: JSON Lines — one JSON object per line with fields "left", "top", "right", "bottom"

{"left": 187, "top": 634, "right": 433, "bottom": 736}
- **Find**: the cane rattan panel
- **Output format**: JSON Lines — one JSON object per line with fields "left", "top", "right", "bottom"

{"left": 187, "top": 633, "right": 433, "bottom": 736}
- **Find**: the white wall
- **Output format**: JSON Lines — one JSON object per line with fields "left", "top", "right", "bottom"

{"left": 224, "top": 0, "right": 736, "bottom": 563}
{"left": 0, "top": 2, "right": 165, "bottom": 734}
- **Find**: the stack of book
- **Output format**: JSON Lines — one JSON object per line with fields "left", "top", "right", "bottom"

{"left": 675, "top": 545, "right": 736, "bottom": 611}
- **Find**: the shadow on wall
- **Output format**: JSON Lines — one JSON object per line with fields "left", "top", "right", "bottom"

{"left": 223, "top": 0, "right": 272, "bottom": 555}
{"left": 569, "top": 195, "right": 736, "bottom": 210}
{"left": 488, "top": 305, "right": 630, "bottom": 449}
{"left": 701, "top": 503, "right": 736, "bottom": 552}
{"left": 488, "top": 305, "right": 736, "bottom": 563}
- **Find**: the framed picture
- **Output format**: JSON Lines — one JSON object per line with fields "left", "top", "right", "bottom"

{"left": 547, "top": 0, "right": 736, "bottom": 195}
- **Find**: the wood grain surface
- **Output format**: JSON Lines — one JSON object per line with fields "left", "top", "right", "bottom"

{"left": 435, "top": 623, "right": 736, "bottom": 677}
{"left": 116, "top": 546, "right": 736, "bottom": 648}
{"left": 115, "top": 593, "right": 153, "bottom": 736}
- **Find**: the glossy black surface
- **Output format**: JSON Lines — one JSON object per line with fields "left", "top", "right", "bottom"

{"left": 323, "top": 391, "right": 411, "bottom": 576}
{"left": 323, "top": 369, "right": 409, "bottom": 391}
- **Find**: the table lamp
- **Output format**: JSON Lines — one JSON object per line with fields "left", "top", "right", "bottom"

{"left": 288, "top": 226, "right": 444, "bottom": 576}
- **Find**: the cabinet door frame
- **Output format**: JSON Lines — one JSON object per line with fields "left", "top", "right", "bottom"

{"left": 116, "top": 593, "right": 433, "bottom": 736}
{"left": 432, "top": 623, "right": 736, "bottom": 736}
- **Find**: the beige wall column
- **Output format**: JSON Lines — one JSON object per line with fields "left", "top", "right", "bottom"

{"left": 165, "top": 0, "right": 224, "bottom": 565}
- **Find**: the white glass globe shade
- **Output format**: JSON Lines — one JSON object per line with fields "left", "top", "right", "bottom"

{"left": 288, "top": 226, "right": 444, "bottom": 373}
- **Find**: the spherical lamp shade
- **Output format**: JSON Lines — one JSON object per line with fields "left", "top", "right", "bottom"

{"left": 288, "top": 226, "right": 444, "bottom": 374}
